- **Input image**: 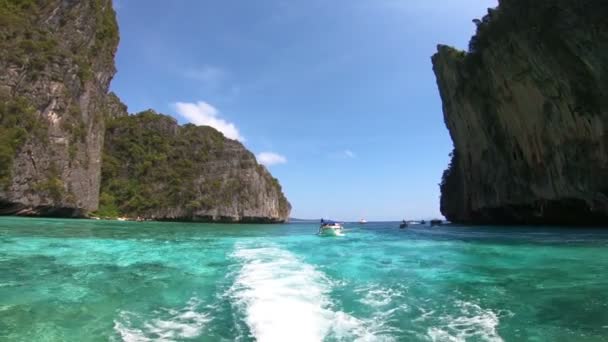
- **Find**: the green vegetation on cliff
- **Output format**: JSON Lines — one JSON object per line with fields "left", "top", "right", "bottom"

{"left": 0, "top": 0, "right": 37, "bottom": 27}
{"left": 465, "top": 0, "right": 607, "bottom": 115}
{"left": 1, "top": 0, "right": 60, "bottom": 73}
{"left": 98, "top": 110, "right": 290, "bottom": 222}
{"left": 99, "top": 111, "right": 224, "bottom": 215}
{"left": 0, "top": 93, "right": 45, "bottom": 189}
{"left": 0, "top": 0, "right": 118, "bottom": 82}
{"left": 32, "top": 163, "right": 65, "bottom": 203}
{"left": 469, "top": 1, "right": 607, "bottom": 54}
{"left": 92, "top": 0, "right": 119, "bottom": 70}
{"left": 99, "top": 111, "right": 210, "bottom": 216}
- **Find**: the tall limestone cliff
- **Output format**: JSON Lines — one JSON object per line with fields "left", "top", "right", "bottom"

{"left": 0, "top": 0, "right": 291, "bottom": 222}
{"left": 0, "top": 0, "right": 119, "bottom": 216}
{"left": 99, "top": 110, "right": 291, "bottom": 223}
{"left": 433, "top": 0, "right": 608, "bottom": 225}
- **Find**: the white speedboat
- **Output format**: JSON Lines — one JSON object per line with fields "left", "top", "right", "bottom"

{"left": 359, "top": 219, "right": 367, "bottom": 224}
{"left": 318, "top": 220, "right": 344, "bottom": 236}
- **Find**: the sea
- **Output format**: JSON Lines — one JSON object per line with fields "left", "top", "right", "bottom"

{"left": 1, "top": 217, "right": 607, "bottom": 341}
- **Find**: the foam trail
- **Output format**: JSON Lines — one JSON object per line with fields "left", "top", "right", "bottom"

{"left": 426, "top": 300, "right": 504, "bottom": 342}
{"left": 229, "top": 243, "right": 383, "bottom": 342}
{"left": 113, "top": 298, "right": 210, "bottom": 342}
{"left": 357, "top": 284, "right": 406, "bottom": 309}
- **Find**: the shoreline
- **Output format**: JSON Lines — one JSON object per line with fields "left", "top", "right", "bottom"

{"left": 0, "top": 214, "right": 289, "bottom": 225}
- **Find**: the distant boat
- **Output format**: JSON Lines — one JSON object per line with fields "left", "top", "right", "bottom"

{"left": 318, "top": 219, "right": 344, "bottom": 236}
{"left": 359, "top": 219, "right": 367, "bottom": 224}
{"left": 399, "top": 220, "right": 408, "bottom": 229}
{"left": 420, "top": 220, "right": 426, "bottom": 225}
{"left": 430, "top": 219, "right": 443, "bottom": 227}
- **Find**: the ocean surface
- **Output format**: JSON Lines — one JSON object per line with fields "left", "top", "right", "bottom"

{"left": 1, "top": 217, "right": 608, "bottom": 341}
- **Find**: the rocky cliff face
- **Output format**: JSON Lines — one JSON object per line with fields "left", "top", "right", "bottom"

{"left": 433, "top": 0, "right": 608, "bottom": 225}
{"left": 0, "top": 0, "right": 291, "bottom": 222}
{"left": 99, "top": 111, "right": 291, "bottom": 223}
{"left": 0, "top": 0, "right": 119, "bottom": 216}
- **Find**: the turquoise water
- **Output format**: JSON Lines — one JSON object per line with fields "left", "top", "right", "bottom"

{"left": 1, "top": 217, "right": 608, "bottom": 341}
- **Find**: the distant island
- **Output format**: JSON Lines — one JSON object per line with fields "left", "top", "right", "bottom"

{"left": 433, "top": 0, "right": 608, "bottom": 226}
{"left": 0, "top": 0, "right": 290, "bottom": 223}
{"left": 289, "top": 218, "right": 320, "bottom": 222}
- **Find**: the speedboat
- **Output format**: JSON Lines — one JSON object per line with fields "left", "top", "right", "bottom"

{"left": 359, "top": 218, "right": 367, "bottom": 224}
{"left": 318, "top": 220, "right": 344, "bottom": 236}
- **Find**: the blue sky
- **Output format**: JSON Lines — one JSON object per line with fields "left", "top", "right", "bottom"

{"left": 111, "top": 0, "right": 497, "bottom": 221}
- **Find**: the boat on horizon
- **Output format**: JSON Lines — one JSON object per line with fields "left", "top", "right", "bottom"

{"left": 318, "top": 219, "right": 344, "bottom": 236}
{"left": 430, "top": 219, "right": 443, "bottom": 227}
{"left": 359, "top": 218, "right": 367, "bottom": 224}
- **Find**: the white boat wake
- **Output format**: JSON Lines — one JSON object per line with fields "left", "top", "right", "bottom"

{"left": 228, "top": 242, "right": 389, "bottom": 342}
{"left": 113, "top": 298, "right": 210, "bottom": 342}
{"left": 426, "top": 300, "right": 506, "bottom": 342}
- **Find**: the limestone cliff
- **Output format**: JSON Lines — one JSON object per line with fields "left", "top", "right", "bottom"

{"left": 0, "top": 0, "right": 291, "bottom": 222}
{"left": 99, "top": 111, "right": 291, "bottom": 223}
{"left": 0, "top": 0, "right": 119, "bottom": 216}
{"left": 433, "top": 0, "right": 608, "bottom": 225}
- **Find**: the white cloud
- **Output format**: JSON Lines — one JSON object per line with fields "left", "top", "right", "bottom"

{"left": 344, "top": 150, "right": 356, "bottom": 159}
{"left": 257, "top": 152, "right": 287, "bottom": 166}
{"left": 174, "top": 101, "right": 245, "bottom": 142}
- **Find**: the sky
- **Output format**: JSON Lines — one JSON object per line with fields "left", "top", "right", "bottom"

{"left": 111, "top": 0, "right": 497, "bottom": 221}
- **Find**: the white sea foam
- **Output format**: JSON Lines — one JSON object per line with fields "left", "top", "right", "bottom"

{"left": 0, "top": 305, "right": 14, "bottom": 312}
{"left": 0, "top": 281, "right": 19, "bottom": 288}
{"left": 357, "top": 284, "right": 407, "bottom": 308}
{"left": 113, "top": 298, "right": 210, "bottom": 342}
{"left": 113, "top": 319, "right": 147, "bottom": 342}
{"left": 353, "top": 283, "right": 411, "bottom": 339}
{"left": 229, "top": 243, "right": 391, "bottom": 342}
{"left": 426, "top": 300, "right": 504, "bottom": 342}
